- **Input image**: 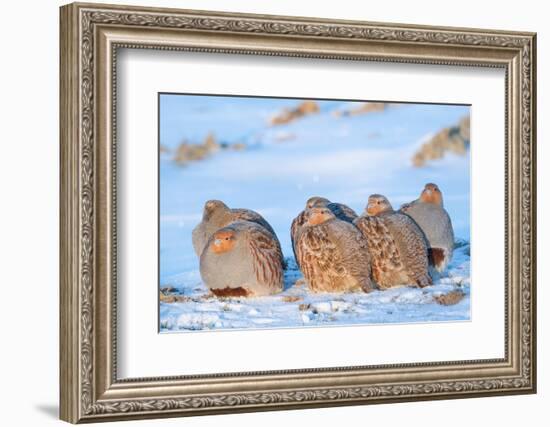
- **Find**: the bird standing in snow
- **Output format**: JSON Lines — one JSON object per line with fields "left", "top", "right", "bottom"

{"left": 354, "top": 194, "right": 432, "bottom": 289}
{"left": 296, "top": 207, "right": 373, "bottom": 293}
{"left": 399, "top": 183, "right": 455, "bottom": 272}
{"left": 199, "top": 221, "right": 284, "bottom": 297}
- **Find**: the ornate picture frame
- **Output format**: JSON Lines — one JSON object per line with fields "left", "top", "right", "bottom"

{"left": 60, "top": 2, "right": 536, "bottom": 423}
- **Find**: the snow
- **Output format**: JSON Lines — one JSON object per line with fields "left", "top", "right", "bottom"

{"left": 159, "top": 95, "right": 471, "bottom": 332}
{"left": 160, "top": 243, "right": 470, "bottom": 332}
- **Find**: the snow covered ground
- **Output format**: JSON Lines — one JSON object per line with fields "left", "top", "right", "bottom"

{"left": 159, "top": 95, "right": 471, "bottom": 332}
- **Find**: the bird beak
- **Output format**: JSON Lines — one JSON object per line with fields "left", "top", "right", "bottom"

{"left": 214, "top": 239, "right": 222, "bottom": 246}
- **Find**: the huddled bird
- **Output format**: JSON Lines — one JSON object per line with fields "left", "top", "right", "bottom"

{"left": 199, "top": 221, "right": 284, "bottom": 297}
{"left": 193, "top": 183, "right": 454, "bottom": 298}
{"left": 290, "top": 196, "right": 357, "bottom": 267}
{"left": 295, "top": 207, "right": 373, "bottom": 293}
{"left": 354, "top": 194, "right": 432, "bottom": 289}
{"left": 192, "top": 199, "right": 284, "bottom": 266}
{"left": 400, "top": 183, "right": 455, "bottom": 272}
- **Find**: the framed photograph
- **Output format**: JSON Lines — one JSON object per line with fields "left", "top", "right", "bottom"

{"left": 60, "top": 2, "right": 537, "bottom": 423}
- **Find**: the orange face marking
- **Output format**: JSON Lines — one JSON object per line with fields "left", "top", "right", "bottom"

{"left": 307, "top": 210, "right": 332, "bottom": 225}
{"left": 210, "top": 230, "right": 236, "bottom": 254}
{"left": 420, "top": 184, "right": 443, "bottom": 205}
{"left": 366, "top": 196, "right": 391, "bottom": 216}
{"left": 366, "top": 205, "right": 383, "bottom": 216}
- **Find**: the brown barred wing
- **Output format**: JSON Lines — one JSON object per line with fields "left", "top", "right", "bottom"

{"left": 296, "top": 225, "right": 342, "bottom": 292}
{"left": 354, "top": 215, "right": 404, "bottom": 288}
{"left": 384, "top": 213, "right": 432, "bottom": 287}
{"left": 232, "top": 208, "right": 286, "bottom": 268}
{"left": 231, "top": 208, "right": 277, "bottom": 236}
{"left": 246, "top": 223, "right": 284, "bottom": 291}
{"left": 334, "top": 222, "right": 374, "bottom": 293}
{"left": 354, "top": 216, "right": 403, "bottom": 268}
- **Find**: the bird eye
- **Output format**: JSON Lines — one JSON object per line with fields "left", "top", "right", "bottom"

{"left": 377, "top": 201, "right": 380, "bottom": 205}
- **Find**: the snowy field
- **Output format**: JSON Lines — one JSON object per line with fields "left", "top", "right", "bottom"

{"left": 159, "top": 95, "right": 471, "bottom": 332}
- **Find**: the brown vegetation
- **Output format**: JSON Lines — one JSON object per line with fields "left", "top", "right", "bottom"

{"left": 173, "top": 133, "right": 218, "bottom": 165}
{"left": 281, "top": 295, "right": 302, "bottom": 303}
{"left": 269, "top": 101, "right": 320, "bottom": 126}
{"left": 298, "top": 303, "right": 311, "bottom": 311}
{"left": 231, "top": 142, "right": 246, "bottom": 151}
{"left": 159, "top": 293, "right": 193, "bottom": 303}
{"left": 433, "top": 289, "right": 465, "bottom": 306}
{"left": 159, "top": 288, "right": 216, "bottom": 303}
{"left": 412, "top": 116, "right": 470, "bottom": 167}
{"left": 173, "top": 133, "right": 247, "bottom": 165}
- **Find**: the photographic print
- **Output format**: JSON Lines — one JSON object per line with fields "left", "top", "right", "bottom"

{"left": 158, "top": 94, "right": 471, "bottom": 332}
{"left": 60, "top": 5, "right": 536, "bottom": 420}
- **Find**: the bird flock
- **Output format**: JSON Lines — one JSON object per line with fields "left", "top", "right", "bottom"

{"left": 192, "top": 183, "right": 454, "bottom": 298}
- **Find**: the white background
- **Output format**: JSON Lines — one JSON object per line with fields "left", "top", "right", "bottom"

{"left": 118, "top": 50, "right": 504, "bottom": 378}
{"left": 0, "top": 0, "right": 546, "bottom": 426}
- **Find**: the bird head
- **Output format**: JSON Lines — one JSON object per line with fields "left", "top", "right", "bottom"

{"left": 306, "top": 207, "right": 335, "bottom": 226}
{"left": 420, "top": 183, "right": 443, "bottom": 206}
{"left": 366, "top": 194, "right": 393, "bottom": 216}
{"left": 305, "top": 196, "right": 331, "bottom": 209}
{"left": 203, "top": 199, "right": 229, "bottom": 219}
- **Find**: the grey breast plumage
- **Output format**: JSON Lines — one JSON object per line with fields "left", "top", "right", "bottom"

{"left": 354, "top": 212, "right": 431, "bottom": 289}
{"left": 199, "top": 221, "right": 284, "bottom": 297}
{"left": 400, "top": 202, "right": 454, "bottom": 272}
